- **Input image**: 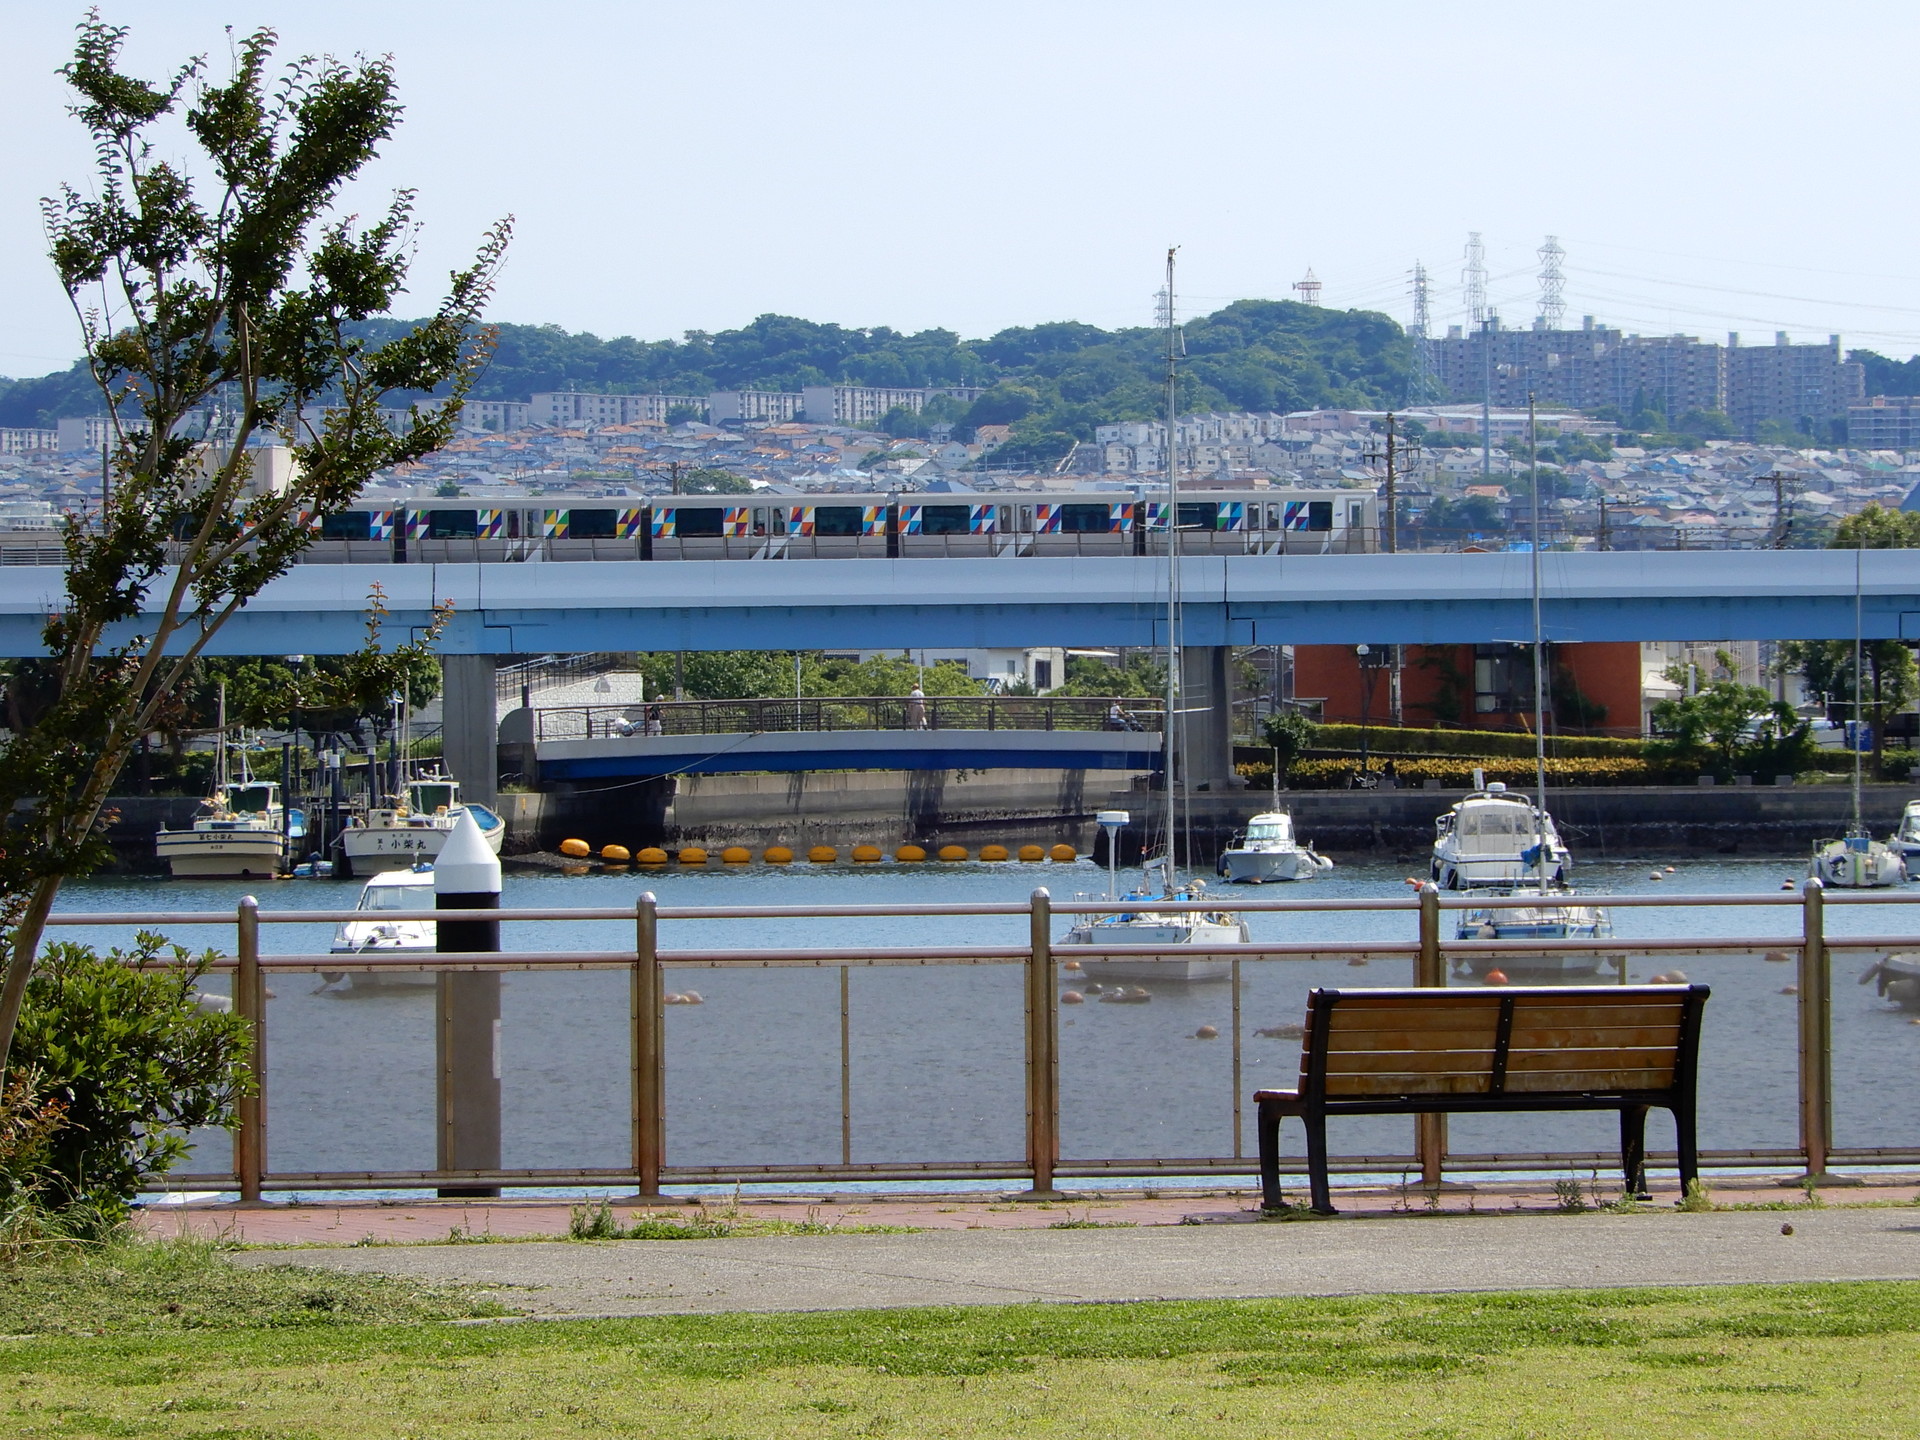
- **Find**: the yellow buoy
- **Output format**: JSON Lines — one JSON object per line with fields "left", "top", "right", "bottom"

{"left": 764, "top": 846, "right": 794, "bottom": 865}
{"left": 1018, "top": 844, "right": 1045, "bottom": 862}
{"left": 1050, "top": 843, "right": 1077, "bottom": 862}
{"left": 808, "top": 845, "right": 838, "bottom": 864}
{"left": 851, "top": 844, "right": 884, "bottom": 863}
{"left": 894, "top": 844, "right": 927, "bottom": 862}
{"left": 979, "top": 844, "right": 1010, "bottom": 862}
{"left": 601, "top": 843, "right": 631, "bottom": 863}
{"left": 558, "top": 838, "right": 591, "bottom": 859}
{"left": 721, "top": 846, "right": 752, "bottom": 864}
{"left": 636, "top": 846, "right": 668, "bottom": 865}
{"left": 678, "top": 847, "right": 708, "bottom": 865}
{"left": 938, "top": 844, "right": 968, "bottom": 862}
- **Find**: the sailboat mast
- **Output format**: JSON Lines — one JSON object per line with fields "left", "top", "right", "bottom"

{"left": 1161, "top": 247, "right": 1181, "bottom": 893}
{"left": 1529, "top": 393, "right": 1548, "bottom": 887}
{"left": 216, "top": 680, "right": 228, "bottom": 796}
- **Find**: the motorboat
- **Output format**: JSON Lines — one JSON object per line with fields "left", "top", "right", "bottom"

{"left": 1218, "top": 811, "right": 1333, "bottom": 884}
{"left": 321, "top": 867, "right": 437, "bottom": 989}
{"left": 1452, "top": 885, "right": 1623, "bottom": 983}
{"left": 1811, "top": 828, "right": 1905, "bottom": 889}
{"left": 1430, "top": 782, "right": 1570, "bottom": 891}
{"left": 1889, "top": 800, "right": 1920, "bottom": 865}
{"left": 339, "top": 771, "right": 504, "bottom": 877}
{"left": 155, "top": 780, "right": 303, "bottom": 879}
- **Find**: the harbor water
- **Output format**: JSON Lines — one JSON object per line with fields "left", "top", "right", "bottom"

{"left": 48, "top": 855, "right": 1920, "bottom": 1192}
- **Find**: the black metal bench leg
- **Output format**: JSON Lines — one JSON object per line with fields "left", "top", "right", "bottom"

{"left": 1673, "top": 1101, "right": 1700, "bottom": 1201}
{"left": 1257, "top": 1100, "right": 1285, "bottom": 1212}
{"left": 1619, "top": 1104, "right": 1650, "bottom": 1201}
{"left": 1305, "top": 1110, "right": 1336, "bottom": 1215}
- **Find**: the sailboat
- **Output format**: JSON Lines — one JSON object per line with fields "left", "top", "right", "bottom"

{"left": 1448, "top": 396, "right": 1618, "bottom": 982}
{"left": 1811, "top": 553, "right": 1905, "bottom": 887}
{"left": 1057, "top": 250, "right": 1248, "bottom": 982}
{"left": 1218, "top": 757, "right": 1332, "bottom": 883}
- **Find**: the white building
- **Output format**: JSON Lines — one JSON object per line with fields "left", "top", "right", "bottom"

{"left": 800, "top": 385, "right": 988, "bottom": 427}
{"left": 0, "top": 428, "right": 57, "bottom": 456}
{"left": 529, "top": 393, "right": 703, "bottom": 428}
{"left": 708, "top": 390, "right": 803, "bottom": 425}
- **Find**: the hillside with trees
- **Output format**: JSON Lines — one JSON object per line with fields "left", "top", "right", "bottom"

{"left": 1, "top": 301, "right": 1412, "bottom": 463}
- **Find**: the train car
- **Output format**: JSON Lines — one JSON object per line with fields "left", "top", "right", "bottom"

{"left": 291, "top": 486, "right": 1379, "bottom": 564}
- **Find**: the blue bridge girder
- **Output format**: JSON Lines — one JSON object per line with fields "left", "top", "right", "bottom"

{"left": 1, "top": 549, "right": 1918, "bottom": 657}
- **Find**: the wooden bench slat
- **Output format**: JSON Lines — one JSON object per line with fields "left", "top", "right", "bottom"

{"left": 1504, "top": 1024, "right": 1682, "bottom": 1050}
{"left": 1324, "top": 1049, "right": 1498, "bottom": 1075}
{"left": 1327, "top": 1074, "right": 1495, "bottom": 1096}
{"left": 1507, "top": 1045, "right": 1679, "bottom": 1068}
{"left": 1503, "top": 1068, "right": 1674, "bottom": 1092}
{"left": 1508, "top": 1004, "right": 1685, "bottom": 1028}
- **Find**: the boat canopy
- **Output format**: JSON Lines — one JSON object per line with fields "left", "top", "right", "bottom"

{"left": 227, "top": 782, "right": 277, "bottom": 814}
{"left": 1243, "top": 814, "right": 1294, "bottom": 844}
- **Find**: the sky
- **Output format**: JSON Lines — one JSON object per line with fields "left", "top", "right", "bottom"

{"left": 4, "top": 0, "right": 1920, "bottom": 378}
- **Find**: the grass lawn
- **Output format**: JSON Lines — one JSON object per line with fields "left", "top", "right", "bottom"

{"left": 6, "top": 1239, "right": 1920, "bottom": 1437}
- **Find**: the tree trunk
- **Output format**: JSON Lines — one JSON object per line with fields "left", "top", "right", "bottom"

{"left": 0, "top": 873, "right": 63, "bottom": 1080}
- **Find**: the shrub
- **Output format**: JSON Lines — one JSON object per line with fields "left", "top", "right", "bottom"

{"left": 10, "top": 935, "right": 251, "bottom": 1227}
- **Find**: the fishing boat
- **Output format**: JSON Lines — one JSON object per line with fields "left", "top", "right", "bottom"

{"left": 339, "top": 770, "right": 504, "bottom": 877}
{"left": 155, "top": 779, "right": 299, "bottom": 878}
{"left": 1452, "top": 887, "right": 1622, "bottom": 982}
{"left": 1429, "top": 780, "right": 1570, "bottom": 891}
{"left": 1055, "top": 252, "right": 1246, "bottom": 982}
{"left": 320, "top": 867, "right": 437, "bottom": 990}
{"left": 1218, "top": 810, "right": 1332, "bottom": 883}
{"left": 1810, "top": 555, "right": 1905, "bottom": 888}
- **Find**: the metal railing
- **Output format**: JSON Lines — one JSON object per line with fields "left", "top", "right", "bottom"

{"left": 53, "top": 878, "right": 1920, "bottom": 1200}
{"left": 532, "top": 695, "right": 1166, "bottom": 741}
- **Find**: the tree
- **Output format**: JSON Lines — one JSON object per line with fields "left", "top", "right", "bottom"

{"left": 1649, "top": 672, "right": 1807, "bottom": 780}
{"left": 1053, "top": 652, "right": 1166, "bottom": 699}
{"left": 0, "top": 18, "right": 507, "bottom": 1076}
{"left": 1779, "top": 638, "right": 1918, "bottom": 779}
{"left": 1833, "top": 503, "right": 1920, "bottom": 549}
{"left": 680, "top": 467, "right": 751, "bottom": 494}
{"left": 1259, "top": 710, "right": 1320, "bottom": 788}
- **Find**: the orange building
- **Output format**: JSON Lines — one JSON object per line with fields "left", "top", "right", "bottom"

{"left": 1291, "top": 642, "right": 1644, "bottom": 737}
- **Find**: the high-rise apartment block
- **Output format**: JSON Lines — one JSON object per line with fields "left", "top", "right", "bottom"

{"left": 1431, "top": 319, "right": 1862, "bottom": 436}
{"left": 529, "top": 392, "right": 704, "bottom": 428}
{"left": 1847, "top": 395, "right": 1920, "bottom": 449}
{"left": 798, "top": 385, "right": 987, "bottom": 427}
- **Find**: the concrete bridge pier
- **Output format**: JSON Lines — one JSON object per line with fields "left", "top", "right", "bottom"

{"left": 441, "top": 655, "right": 499, "bottom": 808}
{"left": 1179, "top": 645, "right": 1243, "bottom": 792}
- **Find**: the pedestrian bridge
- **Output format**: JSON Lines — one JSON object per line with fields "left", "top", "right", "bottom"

{"left": 0, "top": 548, "right": 1916, "bottom": 655}
{"left": 504, "top": 695, "right": 1165, "bottom": 780}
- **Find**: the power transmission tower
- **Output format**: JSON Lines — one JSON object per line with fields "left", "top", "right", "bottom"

{"left": 1406, "top": 261, "right": 1439, "bottom": 405}
{"left": 1537, "top": 236, "right": 1567, "bottom": 328}
{"left": 1292, "top": 268, "right": 1322, "bottom": 305}
{"left": 1153, "top": 285, "right": 1172, "bottom": 330}
{"left": 1462, "top": 232, "right": 1487, "bottom": 327}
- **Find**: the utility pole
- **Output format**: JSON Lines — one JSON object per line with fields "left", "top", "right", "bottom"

{"left": 1480, "top": 316, "right": 1495, "bottom": 480}
{"left": 1596, "top": 493, "right": 1611, "bottom": 552}
{"left": 1767, "top": 471, "right": 1798, "bottom": 548}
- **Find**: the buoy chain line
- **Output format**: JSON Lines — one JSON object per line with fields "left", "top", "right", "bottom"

{"left": 552, "top": 839, "right": 1080, "bottom": 867}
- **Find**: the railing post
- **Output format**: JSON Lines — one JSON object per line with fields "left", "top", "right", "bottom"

{"left": 632, "top": 892, "right": 668, "bottom": 1202}
{"left": 1415, "top": 883, "right": 1446, "bottom": 1187}
{"left": 1798, "top": 877, "right": 1834, "bottom": 1183}
{"left": 234, "top": 896, "right": 265, "bottom": 1204}
{"left": 1020, "top": 887, "right": 1064, "bottom": 1199}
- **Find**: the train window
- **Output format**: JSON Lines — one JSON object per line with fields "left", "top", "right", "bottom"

{"left": 814, "top": 506, "right": 864, "bottom": 536}
{"left": 1177, "top": 502, "right": 1216, "bottom": 529}
{"left": 570, "top": 508, "right": 616, "bottom": 539}
{"left": 751, "top": 507, "right": 768, "bottom": 536}
{"left": 1266, "top": 504, "right": 1282, "bottom": 530}
{"left": 427, "top": 509, "right": 477, "bottom": 539}
{"left": 673, "top": 507, "right": 724, "bottom": 537}
{"left": 508, "top": 510, "right": 521, "bottom": 539}
{"left": 1348, "top": 501, "right": 1366, "bottom": 530}
{"left": 1058, "top": 503, "right": 1112, "bottom": 533}
{"left": 1307, "top": 501, "right": 1332, "bottom": 531}
{"left": 1017, "top": 506, "right": 1032, "bottom": 532}
{"left": 920, "top": 504, "right": 970, "bottom": 535}
{"left": 319, "top": 512, "right": 371, "bottom": 540}
{"left": 998, "top": 506, "right": 1012, "bottom": 532}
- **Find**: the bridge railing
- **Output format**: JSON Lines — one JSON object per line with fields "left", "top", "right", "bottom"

{"left": 44, "top": 880, "right": 1917, "bottom": 1200}
{"left": 532, "top": 694, "right": 1168, "bottom": 741}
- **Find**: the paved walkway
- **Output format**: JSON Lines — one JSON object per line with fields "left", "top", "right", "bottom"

{"left": 231, "top": 1208, "right": 1920, "bottom": 1316}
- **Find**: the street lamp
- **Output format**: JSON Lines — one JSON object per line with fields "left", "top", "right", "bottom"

{"left": 1355, "top": 644, "right": 1379, "bottom": 777}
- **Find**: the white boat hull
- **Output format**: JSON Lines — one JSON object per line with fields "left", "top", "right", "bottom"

{"left": 1811, "top": 840, "right": 1905, "bottom": 888}
{"left": 155, "top": 831, "right": 284, "bottom": 878}
{"left": 341, "top": 807, "right": 504, "bottom": 876}
{"left": 1221, "top": 847, "right": 1326, "bottom": 883}
{"left": 1079, "top": 955, "right": 1234, "bottom": 983}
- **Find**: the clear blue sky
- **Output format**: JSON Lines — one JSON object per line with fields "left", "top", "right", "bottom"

{"left": 4, "top": 0, "right": 1918, "bottom": 375}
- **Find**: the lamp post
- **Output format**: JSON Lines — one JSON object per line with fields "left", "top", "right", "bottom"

{"left": 1355, "top": 644, "right": 1379, "bottom": 775}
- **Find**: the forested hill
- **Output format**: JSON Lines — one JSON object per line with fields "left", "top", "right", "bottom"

{"left": 0, "top": 300, "right": 1411, "bottom": 456}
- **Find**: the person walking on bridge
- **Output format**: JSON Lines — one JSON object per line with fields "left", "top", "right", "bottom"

{"left": 907, "top": 685, "right": 928, "bottom": 730}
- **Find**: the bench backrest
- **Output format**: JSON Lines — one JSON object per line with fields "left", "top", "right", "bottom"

{"left": 1298, "top": 985, "right": 1709, "bottom": 1102}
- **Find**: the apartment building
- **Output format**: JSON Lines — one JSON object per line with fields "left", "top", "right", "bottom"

{"left": 1726, "top": 333, "right": 1865, "bottom": 438}
{"left": 528, "top": 392, "right": 704, "bottom": 428}
{"left": 1849, "top": 395, "right": 1920, "bottom": 450}
{"left": 1607, "top": 334, "right": 1729, "bottom": 419}
{"left": 0, "top": 428, "right": 57, "bottom": 456}
{"left": 707, "top": 390, "right": 804, "bottom": 424}
{"left": 798, "top": 385, "right": 988, "bottom": 427}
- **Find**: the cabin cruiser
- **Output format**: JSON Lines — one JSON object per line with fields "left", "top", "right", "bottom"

{"left": 339, "top": 771, "right": 504, "bottom": 877}
{"left": 1811, "top": 828, "right": 1905, "bottom": 889}
{"left": 1217, "top": 811, "right": 1332, "bottom": 884}
{"left": 155, "top": 781, "right": 303, "bottom": 879}
{"left": 1452, "top": 885, "right": 1622, "bottom": 982}
{"left": 1889, "top": 800, "right": 1920, "bottom": 866}
{"left": 1057, "top": 869, "right": 1246, "bottom": 983}
{"left": 1430, "top": 782, "right": 1569, "bottom": 891}
{"left": 321, "top": 868, "right": 437, "bottom": 989}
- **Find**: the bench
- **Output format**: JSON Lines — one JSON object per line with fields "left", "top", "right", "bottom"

{"left": 1256, "top": 984, "right": 1709, "bottom": 1214}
